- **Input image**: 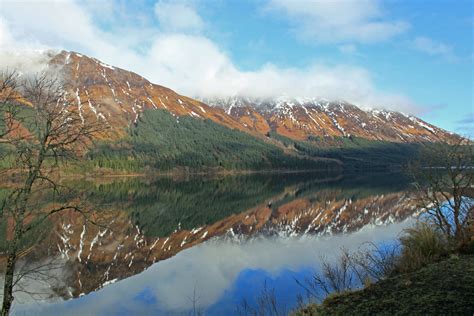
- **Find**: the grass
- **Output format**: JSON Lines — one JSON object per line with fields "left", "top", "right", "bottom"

{"left": 296, "top": 254, "right": 474, "bottom": 315}
{"left": 294, "top": 221, "right": 473, "bottom": 315}
{"left": 397, "top": 222, "right": 450, "bottom": 273}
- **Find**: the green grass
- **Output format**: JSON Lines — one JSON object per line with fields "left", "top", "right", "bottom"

{"left": 296, "top": 255, "right": 474, "bottom": 315}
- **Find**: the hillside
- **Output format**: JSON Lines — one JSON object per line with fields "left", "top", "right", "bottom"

{"left": 86, "top": 109, "right": 339, "bottom": 172}
{"left": 202, "top": 96, "right": 460, "bottom": 143}
{"left": 48, "top": 51, "right": 249, "bottom": 137}
{"left": 2, "top": 50, "right": 463, "bottom": 172}
{"left": 45, "top": 51, "right": 459, "bottom": 145}
{"left": 297, "top": 255, "right": 474, "bottom": 315}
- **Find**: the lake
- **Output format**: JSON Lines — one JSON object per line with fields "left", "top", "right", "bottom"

{"left": 5, "top": 171, "right": 420, "bottom": 315}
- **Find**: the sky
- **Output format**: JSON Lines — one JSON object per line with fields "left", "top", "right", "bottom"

{"left": 0, "top": 0, "right": 472, "bottom": 135}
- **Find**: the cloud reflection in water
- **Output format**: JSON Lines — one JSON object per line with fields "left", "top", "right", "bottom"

{"left": 14, "top": 217, "right": 414, "bottom": 315}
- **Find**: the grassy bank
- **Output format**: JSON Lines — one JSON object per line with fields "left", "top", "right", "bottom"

{"left": 297, "top": 254, "right": 474, "bottom": 315}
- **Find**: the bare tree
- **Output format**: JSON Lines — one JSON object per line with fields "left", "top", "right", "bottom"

{"left": 350, "top": 242, "right": 399, "bottom": 282}
{"left": 295, "top": 244, "right": 398, "bottom": 303}
{"left": 0, "top": 70, "right": 23, "bottom": 164}
{"left": 0, "top": 71, "right": 107, "bottom": 315}
{"left": 187, "top": 285, "right": 204, "bottom": 316}
{"left": 236, "top": 281, "right": 287, "bottom": 316}
{"left": 0, "top": 71, "right": 20, "bottom": 132}
{"left": 298, "top": 249, "right": 357, "bottom": 301}
{"left": 409, "top": 141, "right": 473, "bottom": 245}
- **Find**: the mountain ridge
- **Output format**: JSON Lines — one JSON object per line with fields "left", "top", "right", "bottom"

{"left": 47, "top": 50, "right": 252, "bottom": 138}
{"left": 2, "top": 50, "right": 464, "bottom": 172}
{"left": 200, "top": 96, "right": 459, "bottom": 143}
{"left": 38, "top": 50, "right": 460, "bottom": 144}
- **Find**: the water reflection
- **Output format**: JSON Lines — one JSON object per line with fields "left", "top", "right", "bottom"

{"left": 13, "top": 221, "right": 414, "bottom": 315}
{"left": 3, "top": 171, "right": 419, "bottom": 315}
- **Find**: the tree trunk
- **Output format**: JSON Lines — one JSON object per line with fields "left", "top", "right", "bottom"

{"left": 1, "top": 217, "right": 22, "bottom": 316}
{"left": 1, "top": 248, "right": 17, "bottom": 316}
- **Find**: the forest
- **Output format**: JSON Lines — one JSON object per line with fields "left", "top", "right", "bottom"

{"left": 84, "top": 109, "right": 425, "bottom": 173}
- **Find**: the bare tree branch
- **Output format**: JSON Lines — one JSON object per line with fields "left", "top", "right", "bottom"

{"left": 1, "top": 71, "right": 109, "bottom": 316}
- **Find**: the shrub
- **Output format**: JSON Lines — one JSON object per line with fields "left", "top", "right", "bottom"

{"left": 351, "top": 242, "right": 399, "bottom": 282}
{"left": 397, "top": 222, "right": 449, "bottom": 272}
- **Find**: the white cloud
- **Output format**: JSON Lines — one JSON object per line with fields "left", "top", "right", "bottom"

{"left": 0, "top": 0, "right": 117, "bottom": 54}
{"left": 0, "top": 0, "right": 143, "bottom": 72}
{"left": 154, "top": 1, "right": 204, "bottom": 32}
{"left": 266, "top": 0, "right": 409, "bottom": 43}
{"left": 413, "top": 36, "right": 457, "bottom": 61}
{"left": 136, "top": 34, "right": 419, "bottom": 113}
{"left": 0, "top": 0, "right": 421, "bottom": 114}
{"left": 339, "top": 44, "right": 358, "bottom": 54}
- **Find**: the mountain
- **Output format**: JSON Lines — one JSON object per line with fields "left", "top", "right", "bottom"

{"left": 201, "top": 96, "right": 460, "bottom": 143}
{"left": 46, "top": 51, "right": 458, "bottom": 144}
{"left": 48, "top": 51, "right": 247, "bottom": 137}
{"left": 3, "top": 50, "right": 462, "bottom": 171}
{"left": 3, "top": 50, "right": 339, "bottom": 172}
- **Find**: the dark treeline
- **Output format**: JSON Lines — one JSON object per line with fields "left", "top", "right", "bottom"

{"left": 85, "top": 110, "right": 340, "bottom": 172}
{"left": 84, "top": 110, "right": 433, "bottom": 173}
{"left": 2, "top": 107, "right": 457, "bottom": 174}
{"left": 270, "top": 132, "right": 424, "bottom": 171}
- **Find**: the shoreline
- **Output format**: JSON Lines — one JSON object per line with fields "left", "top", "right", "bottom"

{"left": 0, "top": 167, "right": 407, "bottom": 187}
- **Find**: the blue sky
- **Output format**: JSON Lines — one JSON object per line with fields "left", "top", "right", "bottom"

{"left": 0, "top": 0, "right": 472, "bottom": 135}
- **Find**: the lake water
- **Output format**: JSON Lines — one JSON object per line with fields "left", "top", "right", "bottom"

{"left": 6, "top": 171, "right": 419, "bottom": 315}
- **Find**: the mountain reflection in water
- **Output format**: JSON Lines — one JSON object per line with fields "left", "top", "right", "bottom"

{"left": 5, "top": 172, "right": 419, "bottom": 315}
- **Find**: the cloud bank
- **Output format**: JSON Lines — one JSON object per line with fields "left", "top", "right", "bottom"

{"left": 266, "top": 0, "right": 409, "bottom": 43}
{"left": 0, "top": 0, "right": 421, "bottom": 114}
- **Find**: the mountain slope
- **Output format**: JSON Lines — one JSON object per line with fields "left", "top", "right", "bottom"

{"left": 46, "top": 51, "right": 458, "bottom": 144}
{"left": 202, "top": 96, "right": 460, "bottom": 143}
{"left": 48, "top": 51, "right": 250, "bottom": 137}
{"left": 88, "top": 109, "right": 340, "bottom": 171}
{"left": 3, "top": 50, "right": 462, "bottom": 172}
{"left": 1, "top": 51, "right": 330, "bottom": 172}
